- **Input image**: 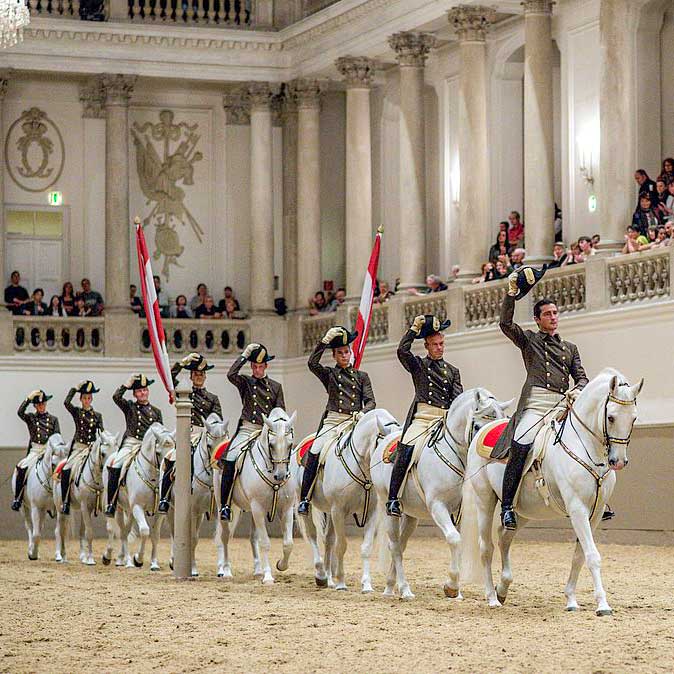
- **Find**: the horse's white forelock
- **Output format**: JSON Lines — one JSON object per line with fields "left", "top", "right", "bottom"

{"left": 267, "top": 407, "right": 289, "bottom": 424}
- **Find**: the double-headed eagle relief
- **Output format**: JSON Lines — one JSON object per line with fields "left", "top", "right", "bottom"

{"left": 131, "top": 110, "right": 204, "bottom": 278}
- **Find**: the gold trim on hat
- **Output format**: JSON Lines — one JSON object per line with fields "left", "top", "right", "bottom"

{"left": 524, "top": 267, "right": 535, "bottom": 285}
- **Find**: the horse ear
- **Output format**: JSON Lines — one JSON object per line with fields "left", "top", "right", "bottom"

{"left": 632, "top": 378, "right": 645, "bottom": 397}
{"left": 262, "top": 415, "right": 274, "bottom": 431}
{"left": 498, "top": 397, "right": 516, "bottom": 412}
{"left": 474, "top": 389, "right": 484, "bottom": 410}
{"left": 609, "top": 375, "right": 619, "bottom": 395}
{"left": 288, "top": 410, "right": 297, "bottom": 429}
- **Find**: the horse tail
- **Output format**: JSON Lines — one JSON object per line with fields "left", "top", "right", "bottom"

{"left": 460, "top": 449, "right": 485, "bottom": 585}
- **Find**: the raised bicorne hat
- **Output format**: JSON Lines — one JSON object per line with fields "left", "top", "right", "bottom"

{"left": 130, "top": 374, "right": 154, "bottom": 390}
{"left": 76, "top": 380, "right": 100, "bottom": 394}
{"left": 184, "top": 354, "right": 214, "bottom": 372}
{"left": 514, "top": 264, "right": 549, "bottom": 300}
{"left": 325, "top": 327, "right": 358, "bottom": 350}
{"left": 415, "top": 315, "right": 451, "bottom": 340}
{"left": 30, "top": 390, "right": 53, "bottom": 404}
{"left": 247, "top": 344, "right": 275, "bottom": 363}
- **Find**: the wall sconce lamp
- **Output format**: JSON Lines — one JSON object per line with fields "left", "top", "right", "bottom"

{"left": 578, "top": 149, "right": 595, "bottom": 186}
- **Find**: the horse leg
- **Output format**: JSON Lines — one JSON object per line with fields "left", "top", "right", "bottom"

{"left": 118, "top": 509, "right": 133, "bottom": 568}
{"left": 360, "top": 506, "right": 378, "bottom": 594}
{"left": 54, "top": 510, "right": 67, "bottom": 563}
{"left": 250, "top": 505, "right": 273, "bottom": 584}
{"left": 190, "top": 512, "right": 202, "bottom": 577}
{"left": 132, "top": 503, "right": 150, "bottom": 568}
{"left": 383, "top": 514, "right": 417, "bottom": 597}
{"left": 23, "top": 505, "right": 35, "bottom": 560}
{"left": 429, "top": 501, "right": 462, "bottom": 600}
{"left": 275, "top": 506, "right": 293, "bottom": 573}
{"left": 496, "top": 515, "right": 528, "bottom": 605}
{"left": 82, "top": 504, "right": 96, "bottom": 565}
{"left": 330, "top": 506, "right": 349, "bottom": 591}
{"left": 30, "top": 506, "right": 43, "bottom": 561}
{"left": 249, "top": 520, "right": 263, "bottom": 579}
{"left": 217, "top": 519, "right": 233, "bottom": 579}
{"left": 475, "top": 489, "right": 500, "bottom": 607}
{"left": 324, "top": 515, "right": 336, "bottom": 588}
{"left": 301, "top": 508, "right": 327, "bottom": 586}
{"left": 569, "top": 509, "right": 612, "bottom": 616}
{"left": 149, "top": 513, "right": 161, "bottom": 571}
{"left": 564, "top": 539, "right": 585, "bottom": 611}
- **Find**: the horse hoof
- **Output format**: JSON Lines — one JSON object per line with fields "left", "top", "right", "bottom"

{"left": 254, "top": 573, "right": 264, "bottom": 580}
{"left": 400, "top": 592, "right": 415, "bottom": 601}
{"left": 169, "top": 560, "right": 174, "bottom": 571}
{"left": 497, "top": 594, "right": 507, "bottom": 605}
{"left": 361, "top": 587, "right": 374, "bottom": 594}
{"left": 315, "top": 576, "right": 328, "bottom": 588}
{"left": 28, "top": 553, "right": 38, "bottom": 561}
{"left": 566, "top": 606, "right": 578, "bottom": 612}
{"left": 133, "top": 554, "right": 143, "bottom": 568}
{"left": 276, "top": 560, "right": 288, "bottom": 572}
{"left": 335, "top": 585, "right": 348, "bottom": 592}
{"left": 85, "top": 559, "right": 96, "bottom": 566}
{"left": 382, "top": 588, "right": 395, "bottom": 598}
{"left": 150, "top": 565, "right": 160, "bottom": 572}
{"left": 262, "top": 578, "right": 275, "bottom": 586}
{"left": 596, "top": 609, "right": 613, "bottom": 617}
{"left": 443, "top": 585, "right": 460, "bottom": 599}
{"left": 101, "top": 555, "right": 111, "bottom": 566}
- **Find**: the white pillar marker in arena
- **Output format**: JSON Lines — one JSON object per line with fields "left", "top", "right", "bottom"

{"left": 173, "top": 382, "right": 193, "bottom": 580}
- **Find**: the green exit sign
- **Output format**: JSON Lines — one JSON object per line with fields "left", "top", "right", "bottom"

{"left": 48, "top": 191, "right": 62, "bottom": 206}
{"left": 588, "top": 194, "right": 597, "bottom": 213}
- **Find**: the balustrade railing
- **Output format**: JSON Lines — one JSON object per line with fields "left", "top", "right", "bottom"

{"left": 27, "top": 0, "right": 81, "bottom": 18}
{"left": 13, "top": 317, "right": 104, "bottom": 354}
{"left": 531, "top": 265, "right": 586, "bottom": 313}
{"left": 300, "top": 314, "right": 335, "bottom": 354}
{"left": 607, "top": 248, "right": 670, "bottom": 305}
{"left": 464, "top": 282, "right": 507, "bottom": 329}
{"left": 141, "top": 319, "right": 248, "bottom": 356}
{"left": 348, "top": 303, "right": 389, "bottom": 345}
{"left": 123, "top": 0, "right": 252, "bottom": 25}
{"left": 403, "top": 292, "right": 449, "bottom": 332}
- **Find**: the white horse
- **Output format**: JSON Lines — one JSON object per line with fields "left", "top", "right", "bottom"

{"left": 293, "top": 408, "right": 401, "bottom": 592}
{"left": 11, "top": 433, "right": 69, "bottom": 561}
{"left": 215, "top": 408, "right": 297, "bottom": 584}
{"left": 102, "top": 423, "right": 176, "bottom": 570}
{"left": 164, "top": 413, "right": 228, "bottom": 576}
{"left": 370, "top": 388, "right": 512, "bottom": 600}
{"left": 53, "top": 430, "right": 120, "bottom": 565}
{"left": 461, "top": 369, "right": 642, "bottom": 616}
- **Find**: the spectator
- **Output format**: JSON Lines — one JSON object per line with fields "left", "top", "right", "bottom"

{"left": 577, "top": 236, "right": 595, "bottom": 261}
{"left": 655, "top": 179, "right": 668, "bottom": 206}
{"left": 73, "top": 295, "right": 91, "bottom": 317}
{"left": 130, "top": 284, "right": 143, "bottom": 316}
{"left": 328, "top": 288, "right": 346, "bottom": 311}
{"left": 487, "top": 259, "right": 509, "bottom": 282}
{"left": 510, "top": 248, "right": 526, "bottom": 270}
{"left": 4, "top": 270, "right": 29, "bottom": 314}
{"left": 189, "top": 283, "right": 208, "bottom": 312}
{"left": 79, "top": 278, "right": 104, "bottom": 316}
{"left": 46, "top": 295, "right": 63, "bottom": 317}
{"left": 622, "top": 225, "right": 649, "bottom": 254}
{"left": 375, "top": 281, "right": 394, "bottom": 303}
{"left": 23, "top": 288, "right": 48, "bottom": 316}
{"left": 221, "top": 297, "right": 239, "bottom": 319}
{"left": 153, "top": 275, "right": 170, "bottom": 318}
{"left": 308, "top": 291, "right": 330, "bottom": 315}
{"left": 548, "top": 242, "right": 568, "bottom": 269}
{"left": 218, "top": 286, "right": 240, "bottom": 313}
{"left": 409, "top": 275, "right": 448, "bottom": 296}
{"left": 170, "top": 294, "right": 192, "bottom": 318}
{"left": 634, "top": 169, "right": 657, "bottom": 206}
{"left": 194, "top": 295, "right": 221, "bottom": 319}
{"left": 591, "top": 234, "right": 601, "bottom": 250}
{"left": 508, "top": 211, "right": 525, "bottom": 247}
{"left": 488, "top": 229, "right": 512, "bottom": 264}
{"left": 568, "top": 242, "right": 584, "bottom": 264}
{"left": 632, "top": 194, "right": 661, "bottom": 234}
{"left": 660, "top": 158, "right": 674, "bottom": 185}
{"left": 663, "top": 182, "right": 674, "bottom": 223}
{"left": 61, "top": 282, "right": 75, "bottom": 316}
{"left": 472, "top": 262, "right": 491, "bottom": 284}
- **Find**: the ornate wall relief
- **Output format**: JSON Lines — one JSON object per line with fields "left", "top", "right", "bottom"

{"left": 5, "top": 107, "right": 65, "bottom": 193}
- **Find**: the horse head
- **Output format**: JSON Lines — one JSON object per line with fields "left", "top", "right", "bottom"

{"left": 261, "top": 408, "right": 296, "bottom": 482}
{"left": 205, "top": 413, "right": 229, "bottom": 446}
{"left": 144, "top": 422, "right": 176, "bottom": 466}
{"left": 46, "top": 433, "right": 68, "bottom": 466}
{"left": 96, "top": 429, "right": 119, "bottom": 463}
{"left": 447, "top": 389, "right": 509, "bottom": 450}
{"left": 372, "top": 409, "right": 401, "bottom": 441}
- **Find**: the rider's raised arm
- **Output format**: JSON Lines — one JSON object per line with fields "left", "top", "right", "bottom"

{"left": 113, "top": 385, "right": 130, "bottom": 413}
{"left": 499, "top": 294, "right": 528, "bottom": 350}
{"left": 308, "top": 341, "right": 331, "bottom": 390}
{"left": 64, "top": 387, "right": 78, "bottom": 419}
{"left": 360, "top": 372, "right": 376, "bottom": 413}
{"left": 170, "top": 362, "right": 182, "bottom": 388}
{"left": 227, "top": 355, "right": 248, "bottom": 392}
{"left": 569, "top": 344, "right": 589, "bottom": 390}
{"left": 397, "top": 329, "right": 420, "bottom": 374}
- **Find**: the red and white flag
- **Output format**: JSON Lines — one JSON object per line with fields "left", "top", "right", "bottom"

{"left": 135, "top": 218, "right": 175, "bottom": 403}
{"left": 351, "top": 226, "right": 383, "bottom": 370}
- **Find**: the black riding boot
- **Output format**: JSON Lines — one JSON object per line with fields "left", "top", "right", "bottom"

{"left": 157, "top": 459, "right": 175, "bottom": 513}
{"left": 386, "top": 443, "right": 414, "bottom": 517}
{"left": 11, "top": 466, "right": 28, "bottom": 511}
{"left": 219, "top": 460, "right": 236, "bottom": 521}
{"left": 297, "top": 453, "right": 320, "bottom": 516}
{"left": 105, "top": 467, "right": 121, "bottom": 518}
{"left": 501, "top": 440, "right": 532, "bottom": 530}
{"left": 60, "top": 468, "right": 72, "bottom": 515}
{"left": 602, "top": 504, "right": 615, "bottom": 521}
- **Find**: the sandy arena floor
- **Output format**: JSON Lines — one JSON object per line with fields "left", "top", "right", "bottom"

{"left": 1, "top": 533, "right": 673, "bottom": 673}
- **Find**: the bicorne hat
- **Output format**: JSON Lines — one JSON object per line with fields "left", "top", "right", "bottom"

{"left": 415, "top": 315, "right": 451, "bottom": 340}
{"left": 514, "top": 265, "right": 549, "bottom": 300}
{"left": 246, "top": 344, "right": 275, "bottom": 363}
{"left": 325, "top": 327, "right": 358, "bottom": 350}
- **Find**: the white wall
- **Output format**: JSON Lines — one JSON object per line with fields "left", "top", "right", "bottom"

{"left": 661, "top": 9, "right": 674, "bottom": 160}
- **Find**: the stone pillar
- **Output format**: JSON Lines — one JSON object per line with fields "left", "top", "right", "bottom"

{"left": 101, "top": 74, "right": 137, "bottom": 357}
{"left": 388, "top": 32, "right": 436, "bottom": 290}
{"left": 448, "top": 7, "right": 495, "bottom": 281}
{"left": 248, "top": 82, "right": 275, "bottom": 313}
{"left": 0, "top": 71, "right": 10, "bottom": 302}
{"left": 173, "top": 382, "right": 193, "bottom": 580}
{"left": 281, "top": 87, "right": 299, "bottom": 311}
{"left": 336, "top": 56, "right": 376, "bottom": 300}
{"left": 523, "top": 0, "right": 555, "bottom": 263}
{"left": 293, "top": 80, "right": 322, "bottom": 309}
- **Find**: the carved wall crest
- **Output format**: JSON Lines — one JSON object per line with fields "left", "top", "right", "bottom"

{"left": 5, "top": 107, "right": 65, "bottom": 193}
{"left": 131, "top": 109, "right": 204, "bottom": 278}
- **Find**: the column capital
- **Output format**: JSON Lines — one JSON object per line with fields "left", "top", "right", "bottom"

{"left": 279, "top": 84, "right": 298, "bottom": 122}
{"left": 80, "top": 78, "right": 107, "bottom": 119}
{"left": 0, "top": 69, "right": 12, "bottom": 100}
{"left": 100, "top": 74, "right": 137, "bottom": 107}
{"left": 248, "top": 82, "right": 277, "bottom": 112}
{"left": 223, "top": 86, "right": 251, "bottom": 125}
{"left": 388, "top": 32, "right": 436, "bottom": 67}
{"left": 447, "top": 5, "right": 496, "bottom": 42}
{"left": 335, "top": 56, "right": 376, "bottom": 88}
{"left": 289, "top": 79, "right": 323, "bottom": 110}
{"left": 521, "top": 0, "right": 554, "bottom": 15}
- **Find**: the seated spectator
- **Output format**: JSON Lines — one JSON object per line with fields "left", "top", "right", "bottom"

{"left": 79, "top": 278, "right": 104, "bottom": 316}
{"left": 375, "top": 281, "right": 394, "bottom": 303}
{"left": 659, "top": 181, "right": 674, "bottom": 223}
{"left": 548, "top": 242, "right": 569, "bottom": 269}
{"left": 153, "top": 275, "right": 170, "bottom": 318}
{"left": 170, "top": 294, "right": 192, "bottom": 318}
{"left": 221, "top": 297, "right": 245, "bottom": 319}
{"left": 591, "top": 234, "right": 601, "bottom": 250}
{"left": 622, "top": 225, "right": 649, "bottom": 254}
{"left": 577, "top": 236, "right": 595, "bottom": 261}
{"left": 73, "top": 295, "right": 92, "bottom": 317}
{"left": 194, "top": 295, "right": 221, "bottom": 319}
{"left": 510, "top": 248, "right": 526, "bottom": 270}
{"left": 634, "top": 169, "right": 657, "bottom": 206}
{"left": 568, "top": 241, "right": 584, "bottom": 264}
{"left": 4, "top": 270, "right": 29, "bottom": 314}
{"left": 218, "top": 286, "right": 240, "bottom": 313}
{"left": 46, "top": 295, "right": 63, "bottom": 317}
{"left": 486, "top": 259, "right": 509, "bottom": 282}
{"left": 328, "top": 288, "right": 346, "bottom": 311}
{"left": 488, "top": 229, "right": 512, "bottom": 264}
{"left": 472, "top": 262, "right": 492, "bottom": 284}
{"left": 632, "top": 195, "right": 661, "bottom": 234}
{"left": 409, "top": 275, "right": 448, "bottom": 296}
{"left": 130, "top": 284, "right": 143, "bottom": 316}
{"left": 660, "top": 157, "right": 674, "bottom": 185}
{"left": 61, "top": 281, "right": 75, "bottom": 316}
{"left": 308, "top": 291, "right": 330, "bottom": 315}
{"left": 23, "top": 288, "right": 48, "bottom": 316}
{"left": 189, "top": 283, "right": 208, "bottom": 312}
{"left": 508, "top": 211, "right": 525, "bottom": 247}
{"left": 655, "top": 179, "right": 668, "bottom": 208}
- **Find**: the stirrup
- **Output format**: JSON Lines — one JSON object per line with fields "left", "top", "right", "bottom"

{"left": 501, "top": 506, "right": 517, "bottom": 530}
{"left": 601, "top": 506, "right": 615, "bottom": 522}
{"left": 11, "top": 499, "right": 22, "bottom": 512}
{"left": 61, "top": 503, "right": 70, "bottom": 515}
{"left": 157, "top": 499, "right": 170, "bottom": 514}
{"left": 386, "top": 499, "right": 402, "bottom": 518}
{"left": 297, "top": 500, "right": 311, "bottom": 516}
{"left": 104, "top": 504, "right": 116, "bottom": 518}
{"left": 219, "top": 504, "right": 232, "bottom": 521}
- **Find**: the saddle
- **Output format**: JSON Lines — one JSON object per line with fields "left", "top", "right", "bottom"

{"left": 211, "top": 438, "right": 230, "bottom": 465}
{"left": 382, "top": 437, "right": 400, "bottom": 464}
{"left": 54, "top": 459, "right": 67, "bottom": 480}
{"left": 296, "top": 434, "right": 316, "bottom": 468}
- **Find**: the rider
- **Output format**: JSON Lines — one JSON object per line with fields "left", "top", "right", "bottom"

{"left": 495, "top": 267, "right": 589, "bottom": 530}
{"left": 297, "top": 326, "right": 376, "bottom": 516}
{"left": 386, "top": 315, "right": 463, "bottom": 517}
{"left": 219, "top": 343, "right": 285, "bottom": 521}
{"left": 157, "top": 353, "right": 222, "bottom": 513}
{"left": 11, "top": 390, "right": 61, "bottom": 511}
{"left": 105, "top": 374, "right": 163, "bottom": 517}
{"left": 61, "top": 381, "right": 104, "bottom": 515}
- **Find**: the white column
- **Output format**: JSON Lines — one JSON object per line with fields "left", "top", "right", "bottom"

{"left": 448, "top": 6, "right": 495, "bottom": 280}
{"left": 336, "top": 56, "right": 375, "bottom": 299}
{"left": 388, "top": 32, "right": 436, "bottom": 290}
{"left": 523, "top": 0, "right": 555, "bottom": 262}
{"left": 292, "top": 79, "right": 322, "bottom": 307}
{"left": 248, "top": 82, "right": 275, "bottom": 313}
{"left": 173, "top": 382, "right": 193, "bottom": 580}
{"left": 281, "top": 88, "right": 299, "bottom": 311}
{"left": 0, "top": 71, "right": 10, "bottom": 298}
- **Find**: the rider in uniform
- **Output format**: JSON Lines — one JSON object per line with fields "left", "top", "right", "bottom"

{"left": 219, "top": 343, "right": 285, "bottom": 521}
{"left": 104, "top": 374, "right": 163, "bottom": 517}
{"left": 297, "top": 326, "right": 376, "bottom": 516}
{"left": 495, "top": 267, "right": 591, "bottom": 530}
{"left": 12, "top": 390, "right": 61, "bottom": 511}
{"left": 386, "top": 315, "right": 463, "bottom": 517}
{"left": 157, "top": 353, "right": 222, "bottom": 513}
{"left": 60, "top": 381, "right": 104, "bottom": 515}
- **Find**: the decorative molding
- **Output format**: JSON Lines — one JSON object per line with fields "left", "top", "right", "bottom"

{"left": 335, "top": 55, "right": 376, "bottom": 87}
{"left": 521, "top": 0, "right": 555, "bottom": 15}
{"left": 0, "top": 69, "right": 12, "bottom": 100}
{"left": 447, "top": 5, "right": 497, "bottom": 43}
{"left": 288, "top": 79, "right": 323, "bottom": 110}
{"left": 388, "top": 31, "right": 436, "bottom": 67}
{"left": 279, "top": 85, "right": 298, "bottom": 123}
{"left": 79, "top": 78, "right": 107, "bottom": 119}
{"left": 247, "top": 81, "right": 274, "bottom": 110}
{"left": 101, "top": 74, "right": 137, "bottom": 106}
{"left": 223, "top": 87, "right": 251, "bottom": 125}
